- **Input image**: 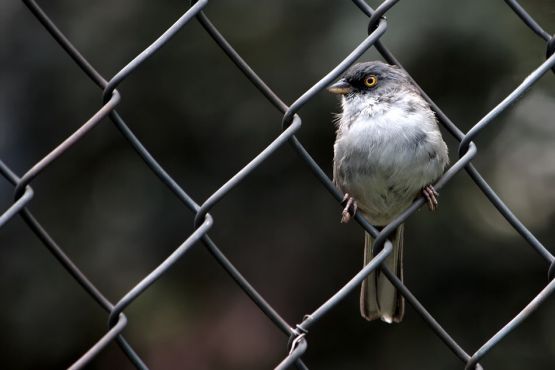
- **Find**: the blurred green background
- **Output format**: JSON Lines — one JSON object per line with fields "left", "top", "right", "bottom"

{"left": 1, "top": 0, "right": 554, "bottom": 369}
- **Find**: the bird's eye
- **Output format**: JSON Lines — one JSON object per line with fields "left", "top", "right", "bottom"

{"left": 364, "top": 75, "right": 378, "bottom": 88}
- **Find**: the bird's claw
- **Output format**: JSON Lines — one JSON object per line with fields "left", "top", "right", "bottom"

{"left": 422, "top": 185, "right": 439, "bottom": 211}
{"left": 341, "top": 194, "right": 358, "bottom": 223}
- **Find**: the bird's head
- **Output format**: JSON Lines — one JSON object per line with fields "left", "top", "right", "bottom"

{"left": 327, "top": 61, "right": 413, "bottom": 101}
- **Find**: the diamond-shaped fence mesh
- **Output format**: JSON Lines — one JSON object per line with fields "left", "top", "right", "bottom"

{"left": 1, "top": 0, "right": 554, "bottom": 369}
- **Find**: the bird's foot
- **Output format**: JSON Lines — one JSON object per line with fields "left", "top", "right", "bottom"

{"left": 422, "top": 185, "right": 439, "bottom": 211}
{"left": 341, "top": 193, "right": 358, "bottom": 223}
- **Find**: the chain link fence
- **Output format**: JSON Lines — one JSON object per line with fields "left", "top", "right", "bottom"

{"left": 1, "top": 0, "right": 554, "bottom": 369}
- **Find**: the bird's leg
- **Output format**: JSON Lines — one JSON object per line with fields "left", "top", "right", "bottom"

{"left": 422, "top": 185, "right": 439, "bottom": 211}
{"left": 341, "top": 193, "right": 358, "bottom": 223}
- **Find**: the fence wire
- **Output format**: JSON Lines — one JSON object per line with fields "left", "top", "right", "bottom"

{"left": 1, "top": 0, "right": 554, "bottom": 369}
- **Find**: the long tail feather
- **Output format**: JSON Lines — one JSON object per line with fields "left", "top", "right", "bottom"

{"left": 360, "top": 224, "right": 405, "bottom": 323}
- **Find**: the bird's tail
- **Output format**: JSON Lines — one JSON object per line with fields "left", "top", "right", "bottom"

{"left": 360, "top": 224, "right": 405, "bottom": 323}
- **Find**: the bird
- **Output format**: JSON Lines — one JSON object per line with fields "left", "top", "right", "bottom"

{"left": 328, "top": 61, "right": 449, "bottom": 323}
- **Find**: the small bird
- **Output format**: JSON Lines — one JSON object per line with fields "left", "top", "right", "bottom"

{"left": 328, "top": 61, "right": 448, "bottom": 323}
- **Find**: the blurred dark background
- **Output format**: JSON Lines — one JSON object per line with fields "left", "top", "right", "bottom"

{"left": 1, "top": 0, "right": 554, "bottom": 369}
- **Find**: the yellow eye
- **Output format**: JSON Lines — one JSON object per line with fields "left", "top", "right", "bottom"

{"left": 364, "top": 75, "right": 378, "bottom": 88}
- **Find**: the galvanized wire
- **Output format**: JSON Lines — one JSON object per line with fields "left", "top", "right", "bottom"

{"left": 1, "top": 0, "right": 553, "bottom": 369}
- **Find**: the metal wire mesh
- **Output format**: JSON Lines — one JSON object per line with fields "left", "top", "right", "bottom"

{"left": 1, "top": 0, "right": 554, "bottom": 369}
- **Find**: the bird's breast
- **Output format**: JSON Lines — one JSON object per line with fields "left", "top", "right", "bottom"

{"left": 333, "top": 110, "right": 445, "bottom": 225}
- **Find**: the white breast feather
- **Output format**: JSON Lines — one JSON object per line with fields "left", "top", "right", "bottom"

{"left": 334, "top": 92, "right": 446, "bottom": 225}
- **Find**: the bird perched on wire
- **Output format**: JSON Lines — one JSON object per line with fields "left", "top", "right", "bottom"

{"left": 328, "top": 61, "right": 448, "bottom": 323}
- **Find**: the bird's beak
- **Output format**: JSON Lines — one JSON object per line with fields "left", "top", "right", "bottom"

{"left": 327, "top": 79, "right": 353, "bottom": 95}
